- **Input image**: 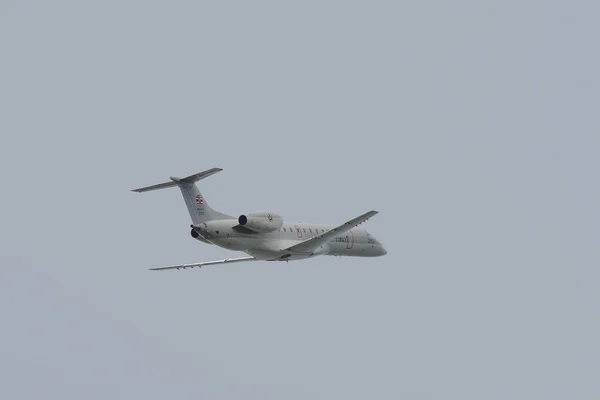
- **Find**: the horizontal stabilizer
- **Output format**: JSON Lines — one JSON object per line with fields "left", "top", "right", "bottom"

{"left": 149, "top": 256, "right": 256, "bottom": 271}
{"left": 132, "top": 167, "right": 223, "bottom": 193}
{"left": 175, "top": 168, "right": 223, "bottom": 184}
{"left": 131, "top": 180, "right": 178, "bottom": 193}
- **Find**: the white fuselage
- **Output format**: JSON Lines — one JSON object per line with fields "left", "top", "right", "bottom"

{"left": 194, "top": 219, "right": 387, "bottom": 261}
{"left": 132, "top": 167, "right": 386, "bottom": 270}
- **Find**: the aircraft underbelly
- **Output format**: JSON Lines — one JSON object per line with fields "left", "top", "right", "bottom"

{"left": 328, "top": 242, "right": 377, "bottom": 257}
{"left": 210, "top": 236, "right": 383, "bottom": 259}
{"left": 210, "top": 237, "right": 245, "bottom": 251}
{"left": 210, "top": 236, "right": 285, "bottom": 255}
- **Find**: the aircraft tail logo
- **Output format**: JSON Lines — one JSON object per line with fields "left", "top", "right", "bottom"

{"left": 195, "top": 195, "right": 204, "bottom": 205}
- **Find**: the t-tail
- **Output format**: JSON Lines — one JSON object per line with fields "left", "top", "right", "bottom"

{"left": 131, "top": 167, "right": 232, "bottom": 224}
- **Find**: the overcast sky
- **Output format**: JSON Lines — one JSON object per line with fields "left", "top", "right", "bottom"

{"left": 1, "top": 1, "right": 599, "bottom": 399}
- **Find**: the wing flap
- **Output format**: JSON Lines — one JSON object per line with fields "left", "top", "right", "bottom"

{"left": 283, "top": 210, "right": 378, "bottom": 254}
{"left": 149, "top": 256, "right": 256, "bottom": 271}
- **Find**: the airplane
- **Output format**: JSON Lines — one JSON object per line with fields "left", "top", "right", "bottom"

{"left": 132, "top": 167, "right": 386, "bottom": 270}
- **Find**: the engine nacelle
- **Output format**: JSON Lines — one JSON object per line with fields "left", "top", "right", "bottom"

{"left": 190, "top": 227, "right": 211, "bottom": 244}
{"left": 238, "top": 212, "right": 283, "bottom": 233}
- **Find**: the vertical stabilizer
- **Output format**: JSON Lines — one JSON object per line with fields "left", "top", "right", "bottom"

{"left": 132, "top": 168, "right": 233, "bottom": 224}
{"left": 175, "top": 181, "right": 232, "bottom": 224}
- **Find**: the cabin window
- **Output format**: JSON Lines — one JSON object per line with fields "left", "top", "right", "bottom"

{"left": 283, "top": 228, "right": 286, "bottom": 232}
{"left": 303, "top": 228, "right": 306, "bottom": 233}
{"left": 309, "top": 229, "right": 313, "bottom": 234}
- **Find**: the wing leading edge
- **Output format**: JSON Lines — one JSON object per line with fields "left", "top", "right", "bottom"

{"left": 282, "top": 210, "right": 378, "bottom": 254}
{"left": 149, "top": 256, "right": 256, "bottom": 271}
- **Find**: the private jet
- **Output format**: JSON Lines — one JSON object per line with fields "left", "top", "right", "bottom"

{"left": 132, "top": 168, "right": 386, "bottom": 270}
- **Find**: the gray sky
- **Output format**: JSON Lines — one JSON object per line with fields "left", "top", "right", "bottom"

{"left": 1, "top": 1, "right": 598, "bottom": 399}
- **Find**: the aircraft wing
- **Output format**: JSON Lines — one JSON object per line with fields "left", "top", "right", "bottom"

{"left": 149, "top": 256, "right": 256, "bottom": 271}
{"left": 282, "top": 210, "right": 378, "bottom": 254}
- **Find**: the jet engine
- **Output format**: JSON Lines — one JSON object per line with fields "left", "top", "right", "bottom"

{"left": 190, "top": 226, "right": 211, "bottom": 244}
{"left": 238, "top": 212, "right": 283, "bottom": 233}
